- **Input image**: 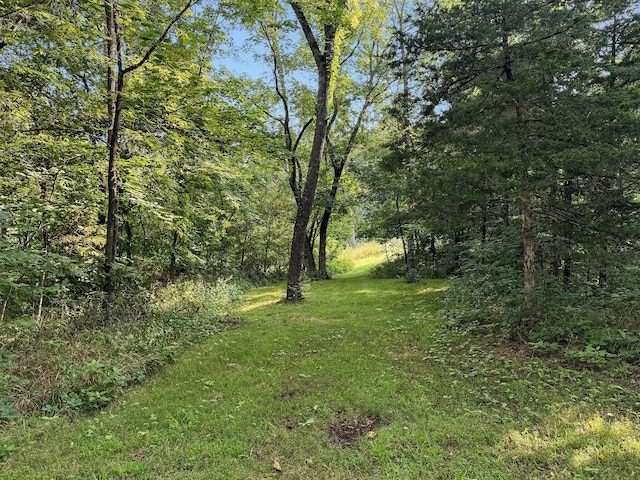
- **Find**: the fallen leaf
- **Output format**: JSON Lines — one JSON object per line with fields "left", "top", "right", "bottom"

{"left": 274, "top": 459, "right": 282, "bottom": 472}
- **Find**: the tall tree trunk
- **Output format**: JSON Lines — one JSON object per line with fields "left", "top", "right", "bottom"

{"left": 318, "top": 164, "right": 344, "bottom": 278}
{"left": 502, "top": 16, "right": 536, "bottom": 321}
{"left": 102, "top": 0, "right": 195, "bottom": 299}
{"left": 395, "top": 0, "right": 417, "bottom": 275}
{"left": 104, "top": 0, "right": 123, "bottom": 298}
{"left": 286, "top": 6, "right": 337, "bottom": 301}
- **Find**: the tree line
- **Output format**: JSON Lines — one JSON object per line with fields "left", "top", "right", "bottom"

{"left": 1, "top": 0, "right": 388, "bottom": 325}
{"left": 365, "top": 0, "right": 640, "bottom": 356}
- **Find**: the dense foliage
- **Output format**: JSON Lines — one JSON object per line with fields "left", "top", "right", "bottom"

{"left": 0, "top": 0, "right": 393, "bottom": 418}
{"left": 365, "top": 0, "right": 640, "bottom": 359}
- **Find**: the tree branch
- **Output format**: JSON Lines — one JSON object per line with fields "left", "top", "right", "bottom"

{"left": 261, "top": 22, "right": 293, "bottom": 150}
{"left": 340, "top": 36, "right": 360, "bottom": 66}
{"left": 288, "top": 1, "right": 323, "bottom": 69}
{"left": 293, "top": 117, "right": 314, "bottom": 153}
{"left": 0, "top": 0, "right": 42, "bottom": 19}
{"left": 122, "top": 0, "right": 197, "bottom": 74}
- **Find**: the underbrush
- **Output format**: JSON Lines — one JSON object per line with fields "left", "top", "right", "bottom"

{"left": 368, "top": 234, "right": 640, "bottom": 369}
{"left": 444, "top": 270, "right": 640, "bottom": 369}
{"left": 0, "top": 279, "right": 246, "bottom": 418}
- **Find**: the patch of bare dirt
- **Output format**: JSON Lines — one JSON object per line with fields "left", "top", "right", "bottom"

{"left": 328, "top": 413, "right": 382, "bottom": 448}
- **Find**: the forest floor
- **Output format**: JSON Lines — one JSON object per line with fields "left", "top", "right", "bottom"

{"left": 1, "top": 259, "right": 640, "bottom": 479}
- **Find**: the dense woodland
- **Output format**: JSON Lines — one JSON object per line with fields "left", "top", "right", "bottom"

{"left": 1, "top": 0, "right": 640, "bottom": 416}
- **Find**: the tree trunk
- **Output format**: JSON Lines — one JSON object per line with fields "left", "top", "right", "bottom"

{"left": 102, "top": 0, "right": 194, "bottom": 298}
{"left": 318, "top": 164, "right": 344, "bottom": 279}
{"left": 395, "top": 195, "right": 408, "bottom": 264}
{"left": 562, "top": 179, "right": 573, "bottom": 289}
{"left": 502, "top": 201, "right": 510, "bottom": 227}
{"left": 304, "top": 233, "right": 317, "bottom": 274}
{"left": 406, "top": 230, "right": 416, "bottom": 271}
{"left": 521, "top": 191, "right": 536, "bottom": 314}
{"left": 317, "top": 210, "right": 331, "bottom": 279}
{"left": 169, "top": 229, "right": 178, "bottom": 283}
{"left": 286, "top": 8, "right": 337, "bottom": 301}
{"left": 124, "top": 219, "right": 133, "bottom": 262}
{"left": 502, "top": 17, "right": 536, "bottom": 322}
{"left": 104, "top": 0, "right": 123, "bottom": 298}
{"left": 317, "top": 212, "right": 329, "bottom": 278}
{"left": 240, "top": 232, "right": 247, "bottom": 269}
{"left": 396, "top": 0, "right": 416, "bottom": 275}
{"left": 262, "top": 222, "right": 271, "bottom": 274}
{"left": 429, "top": 233, "right": 436, "bottom": 269}
{"left": 480, "top": 205, "right": 487, "bottom": 245}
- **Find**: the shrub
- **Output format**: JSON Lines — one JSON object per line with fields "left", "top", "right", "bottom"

{"left": 327, "top": 257, "right": 355, "bottom": 275}
{"left": 368, "top": 257, "right": 405, "bottom": 279}
{"left": 1, "top": 278, "right": 247, "bottom": 417}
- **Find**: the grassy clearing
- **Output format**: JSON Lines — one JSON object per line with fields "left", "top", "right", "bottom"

{"left": 332, "top": 240, "right": 403, "bottom": 277}
{"left": 1, "top": 269, "right": 639, "bottom": 479}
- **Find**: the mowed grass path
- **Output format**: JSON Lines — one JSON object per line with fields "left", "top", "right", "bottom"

{"left": 2, "top": 270, "right": 639, "bottom": 479}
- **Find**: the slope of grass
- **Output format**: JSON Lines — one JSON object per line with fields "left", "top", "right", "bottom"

{"left": 1, "top": 270, "right": 639, "bottom": 479}
{"left": 333, "top": 240, "right": 403, "bottom": 277}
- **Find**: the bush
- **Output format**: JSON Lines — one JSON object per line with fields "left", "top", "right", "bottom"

{"left": 1, "top": 278, "right": 247, "bottom": 417}
{"left": 441, "top": 228, "right": 640, "bottom": 366}
{"left": 327, "top": 257, "right": 355, "bottom": 275}
{"left": 368, "top": 257, "right": 406, "bottom": 279}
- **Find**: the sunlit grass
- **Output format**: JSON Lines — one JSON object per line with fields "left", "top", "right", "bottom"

{"left": 334, "top": 240, "right": 403, "bottom": 277}
{"left": 1, "top": 265, "right": 639, "bottom": 479}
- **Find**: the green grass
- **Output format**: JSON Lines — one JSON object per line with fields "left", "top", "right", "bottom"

{"left": 334, "top": 240, "right": 403, "bottom": 277}
{"left": 1, "top": 269, "right": 639, "bottom": 479}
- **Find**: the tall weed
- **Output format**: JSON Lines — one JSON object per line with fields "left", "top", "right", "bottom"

{"left": 0, "top": 278, "right": 246, "bottom": 417}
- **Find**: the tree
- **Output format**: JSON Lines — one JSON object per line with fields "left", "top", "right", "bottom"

{"left": 391, "top": 0, "right": 588, "bottom": 314}
{"left": 102, "top": 0, "right": 198, "bottom": 298}
{"left": 0, "top": 0, "right": 280, "bottom": 323}
{"left": 0, "top": 0, "right": 105, "bottom": 322}
{"left": 284, "top": 0, "right": 344, "bottom": 300}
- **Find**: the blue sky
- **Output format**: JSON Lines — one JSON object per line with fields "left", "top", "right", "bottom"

{"left": 218, "top": 28, "right": 270, "bottom": 79}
